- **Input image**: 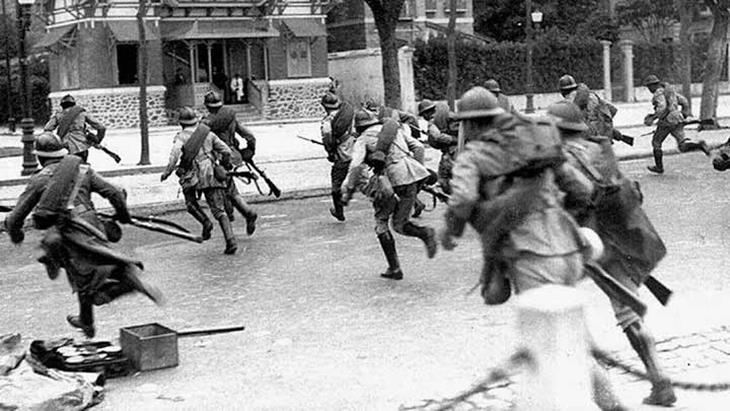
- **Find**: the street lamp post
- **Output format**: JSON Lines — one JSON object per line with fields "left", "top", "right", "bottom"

{"left": 17, "top": 0, "right": 37, "bottom": 175}
{"left": 524, "top": 1, "right": 543, "bottom": 114}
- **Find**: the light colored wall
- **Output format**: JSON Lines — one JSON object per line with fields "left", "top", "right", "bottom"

{"left": 328, "top": 46, "right": 416, "bottom": 112}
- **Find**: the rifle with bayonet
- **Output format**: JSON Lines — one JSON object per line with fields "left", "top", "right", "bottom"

{"left": 85, "top": 131, "right": 122, "bottom": 163}
{"left": 245, "top": 160, "right": 281, "bottom": 198}
{"left": 640, "top": 119, "right": 702, "bottom": 137}
{"left": 421, "top": 186, "right": 450, "bottom": 204}
{"left": 296, "top": 135, "right": 324, "bottom": 146}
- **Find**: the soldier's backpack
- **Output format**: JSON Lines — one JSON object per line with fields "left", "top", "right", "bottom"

{"left": 33, "top": 155, "right": 87, "bottom": 229}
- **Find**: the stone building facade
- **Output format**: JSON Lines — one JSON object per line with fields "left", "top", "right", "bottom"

{"left": 35, "top": 0, "right": 338, "bottom": 127}
{"left": 326, "top": 0, "right": 474, "bottom": 52}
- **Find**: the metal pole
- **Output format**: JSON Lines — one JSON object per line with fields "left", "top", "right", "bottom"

{"left": 525, "top": 0, "right": 535, "bottom": 113}
{"left": 17, "top": 0, "right": 36, "bottom": 175}
{"left": 2, "top": 0, "right": 15, "bottom": 132}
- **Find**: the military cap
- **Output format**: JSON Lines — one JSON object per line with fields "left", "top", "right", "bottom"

{"left": 452, "top": 87, "right": 504, "bottom": 120}
{"left": 558, "top": 74, "right": 578, "bottom": 91}
{"left": 546, "top": 101, "right": 589, "bottom": 132}
{"left": 643, "top": 74, "right": 661, "bottom": 86}
{"left": 204, "top": 91, "right": 223, "bottom": 107}
{"left": 33, "top": 132, "right": 68, "bottom": 158}
{"left": 321, "top": 93, "right": 341, "bottom": 110}
{"left": 354, "top": 109, "right": 379, "bottom": 128}
{"left": 417, "top": 99, "right": 437, "bottom": 116}
{"left": 177, "top": 106, "right": 199, "bottom": 126}
{"left": 484, "top": 79, "right": 501, "bottom": 93}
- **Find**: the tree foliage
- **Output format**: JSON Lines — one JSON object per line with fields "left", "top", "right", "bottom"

{"left": 473, "top": 0, "right": 617, "bottom": 42}
{"left": 616, "top": 0, "right": 679, "bottom": 43}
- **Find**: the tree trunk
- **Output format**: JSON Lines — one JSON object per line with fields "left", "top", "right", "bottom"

{"left": 376, "top": 18, "right": 402, "bottom": 109}
{"left": 677, "top": 0, "right": 693, "bottom": 114}
{"left": 446, "top": 0, "right": 458, "bottom": 110}
{"left": 700, "top": 1, "right": 730, "bottom": 128}
{"left": 137, "top": 0, "right": 150, "bottom": 165}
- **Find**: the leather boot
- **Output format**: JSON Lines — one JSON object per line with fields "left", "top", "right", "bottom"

{"left": 187, "top": 203, "right": 214, "bottom": 241}
{"left": 218, "top": 215, "right": 238, "bottom": 255}
{"left": 231, "top": 195, "right": 258, "bottom": 235}
{"left": 329, "top": 191, "right": 346, "bottom": 222}
{"left": 402, "top": 222, "right": 437, "bottom": 258}
{"left": 377, "top": 231, "right": 402, "bottom": 280}
{"left": 67, "top": 296, "right": 95, "bottom": 338}
{"left": 625, "top": 322, "right": 677, "bottom": 406}
{"left": 647, "top": 149, "right": 664, "bottom": 174}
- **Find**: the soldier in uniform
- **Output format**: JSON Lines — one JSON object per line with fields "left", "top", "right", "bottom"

{"left": 161, "top": 107, "right": 238, "bottom": 254}
{"left": 341, "top": 111, "right": 437, "bottom": 280}
{"left": 43, "top": 95, "right": 106, "bottom": 163}
{"left": 558, "top": 74, "right": 580, "bottom": 102}
{"left": 643, "top": 74, "right": 709, "bottom": 174}
{"left": 201, "top": 91, "right": 258, "bottom": 236}
{"left": 547, "top": 101, "right": 677, "bottom": 406}
{"left": 320, "top": 93, "right": 355, "bottom": 221}
{"left": 419, "top": 100, "right": 457, "bottom": 194}
{"left": 439, "top": 87, "right": 626, "bottom": 410}
{"left": 485, "top": 78, "right": 515, "bottom": 113}
{"left": 4, "top": 132, "right": 162, "bottom": 338}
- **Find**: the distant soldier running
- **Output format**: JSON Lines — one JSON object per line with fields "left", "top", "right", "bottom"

{"left": 43, "top": 94, "right": 106, "bottom": 163}
{"left": 485, "top": 78, "right": 515, "bottom": 113}
{"left": 161, "top": 107, "right": 238, "bottom": 254}
{"left": 643, "top": 74, "right": 709, "bottom": 174}
{"left": 320, "top": 92, "right": 356, "bottom": 221}
{"left": 548, "top": 101, "right": 676, "bottom": 406}
{"left": 342, "top": 111, "right": 437, "bottom": 280}
{"left": 202, "top": 91, "right": 258, "bottom": 236}
{"left": 419, "top": 100, "right": 457, "bottom": 194}
{"left": 4, "top": 132, "right": 162, "bottom": 338}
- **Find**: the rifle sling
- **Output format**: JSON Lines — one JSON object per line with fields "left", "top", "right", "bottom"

{"left": 179, "top": 124, "right": 210, "bottom": 172}
{"left": 57, "top": 106, "right": 85, "bottom": 139}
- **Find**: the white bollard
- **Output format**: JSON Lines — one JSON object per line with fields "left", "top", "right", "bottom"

{"left": 514, "top": 285, "right": 598, "bottom": 411}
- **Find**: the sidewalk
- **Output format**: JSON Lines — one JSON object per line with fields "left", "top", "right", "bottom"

{"left": 0, "top": 98, "right": 728, "bottom": 213}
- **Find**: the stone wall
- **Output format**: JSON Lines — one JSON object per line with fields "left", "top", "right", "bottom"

{"left": 49, "top": 86, "right": 168, "bottom": 129}
{"left": 263, "top": 78, "right": 330, "bottom": 120}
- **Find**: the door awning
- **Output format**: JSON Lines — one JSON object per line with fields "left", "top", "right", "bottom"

{"left": 161, "top": 20, "right": 279, "bottom": 40}
{"left": 107, "top": 21, "right": 161, "bottom": 42}
{"left": 34, "top": 25, "right": 75, "bottom": 49}
{"left": 280, "top": 19, "right": 326, "bottom": 38}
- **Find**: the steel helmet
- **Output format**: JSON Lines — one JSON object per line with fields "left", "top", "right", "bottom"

{"left": 484, "top": 79, "right": 501, "bottom": 93}
{"left": 320, "top": 93, "right": 341, "bottom": 110}
{"left": 60, "top": 94, "right": 76, "bottom": 108}
{"left": 177, "top": 106, "right": 199, "bottom": 126}
{"left": 203, "top": 91, "right": 223, "bottom": 108}
{"left": 33, "top": 132, "right": 68, "bottom": 158}
{"left": 452, "top": 86, "right": 504, "bottom": 120}
{"left": 417, "top": 99, "right": 436, "bottom": 116}
{"left": 354, "top": 109, "right": 379, "bottom": 128}
{"left": 558, "top": 74, "right": 578, "bottom": 91}
{"left": 546, "top": 101, "right": 589, "bottom": 132}
{"left": 643, "top": 74, "right": 661, "bottom": 86}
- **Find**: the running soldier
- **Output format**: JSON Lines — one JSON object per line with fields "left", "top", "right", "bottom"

{"left": 320, "top": 92, "right": 355, "bottom": 221}
{"left": 43, "top": 95, "right": 106, "bottom": 163}
{"left": 439, "top": 87, "right": 626, "bottom": 410}
{"left": 4, "top": 132, "right": 162, "bottom": 338}
{"left": 341, "top": 111, "right": 437, "bottom": 280}
{"left": 419, "top": 100, "right": 457, "bottom": 194}
{"left": 161, "top": 107, "right": 238, "bottom": 254}
{"left": 643, "top": 74, "right": 709, "bottom": 174}
{"left": 547, "top": 101, "right": 676, "bottom": 406}
{"left": 485, "top": 78, "right": 515, "bottom": 113}
{"left": 202, "top": 91, "right": 258, "bottom": 236}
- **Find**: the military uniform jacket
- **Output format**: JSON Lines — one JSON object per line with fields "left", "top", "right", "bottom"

{"left": 563, "top": 134, "right": 667, "bottom": 283}
{"left": 321, "top": 109, "right": 355, "bottom": 163}
{"left": 203, "top": 107, "right": 256, "bottom": 167}
{"left": 651, "top": 86, "right": 690, "bottom": 127}
{"left": 44, "top": 107, "right": 105, "bottom": 154}
{"left": 163, "top": 127, "right": 232, "bottom": 189}
{"left": 345, "top": 123, "right": 429, "bottom": 191}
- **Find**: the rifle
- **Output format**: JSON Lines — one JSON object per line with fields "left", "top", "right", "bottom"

{"left": 245, "top": 160, "right": 281, "bottom": 198}
{"left": 98, "top": 212, "right": 202, "bottom": 243}
{"left": 85, "top": 131, "right": 121, "bottom": 163}
{"left": 645, "top": 275, "right": 673, "bottom": 306}
{"left": 585, "top": 261, "right": 648, "bottom": 318}
{"left": 0, "top": 205, "right": 13, "bottom": 213}
{"left": 421, "top": 185, "right": 450, "bottom": 204}
{"left": 296, "top": 135, "right": 324, "bottom": 146}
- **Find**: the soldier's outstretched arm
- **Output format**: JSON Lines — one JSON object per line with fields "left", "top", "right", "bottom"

{"left": 404, "top": 133, "right": 425, "bottom": 164}
{"left": 447, "top": 148, "right": 484, "bottom": 222}
{"left": 85, "top": 114, "right": 106, "bottom": 142}
{"left": 341, "top": 139, "right": 368, "bottom": 203}
{"left": 555, "top": 162, "right": 595, "bottom": 211}
{"left": 5, "top": 180, "right": 44, "bottom": 243}
{"left": 235, "top": 121, "right": 256, "bottom": 152}
{"left": 43, "top": 115, "right": 58, "bottom": 132}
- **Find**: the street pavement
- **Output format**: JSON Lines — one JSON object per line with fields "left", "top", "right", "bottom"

{"left": 2, "top": 151, "right": 730, "bottom": 409}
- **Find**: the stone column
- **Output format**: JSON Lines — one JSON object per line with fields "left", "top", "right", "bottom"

{"left": 515, "top": 285, "right": 597, "bottom": 411}
{"left": 619, "top": 39, "right": 634, "bottom": 102}
{"left": 601, "top": 40, "right": 612, "bottom": 101}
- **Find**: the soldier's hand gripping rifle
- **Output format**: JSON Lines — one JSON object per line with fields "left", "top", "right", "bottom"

{"left": 245, "top": 160, "right": 281, "bottom": 198}
{"left": 85, "top": 131, "right": 122, "bottom": 163}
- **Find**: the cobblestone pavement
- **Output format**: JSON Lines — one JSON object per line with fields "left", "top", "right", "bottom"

{"left": 2, "top": 149, "right": 730, "bottom": 410}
